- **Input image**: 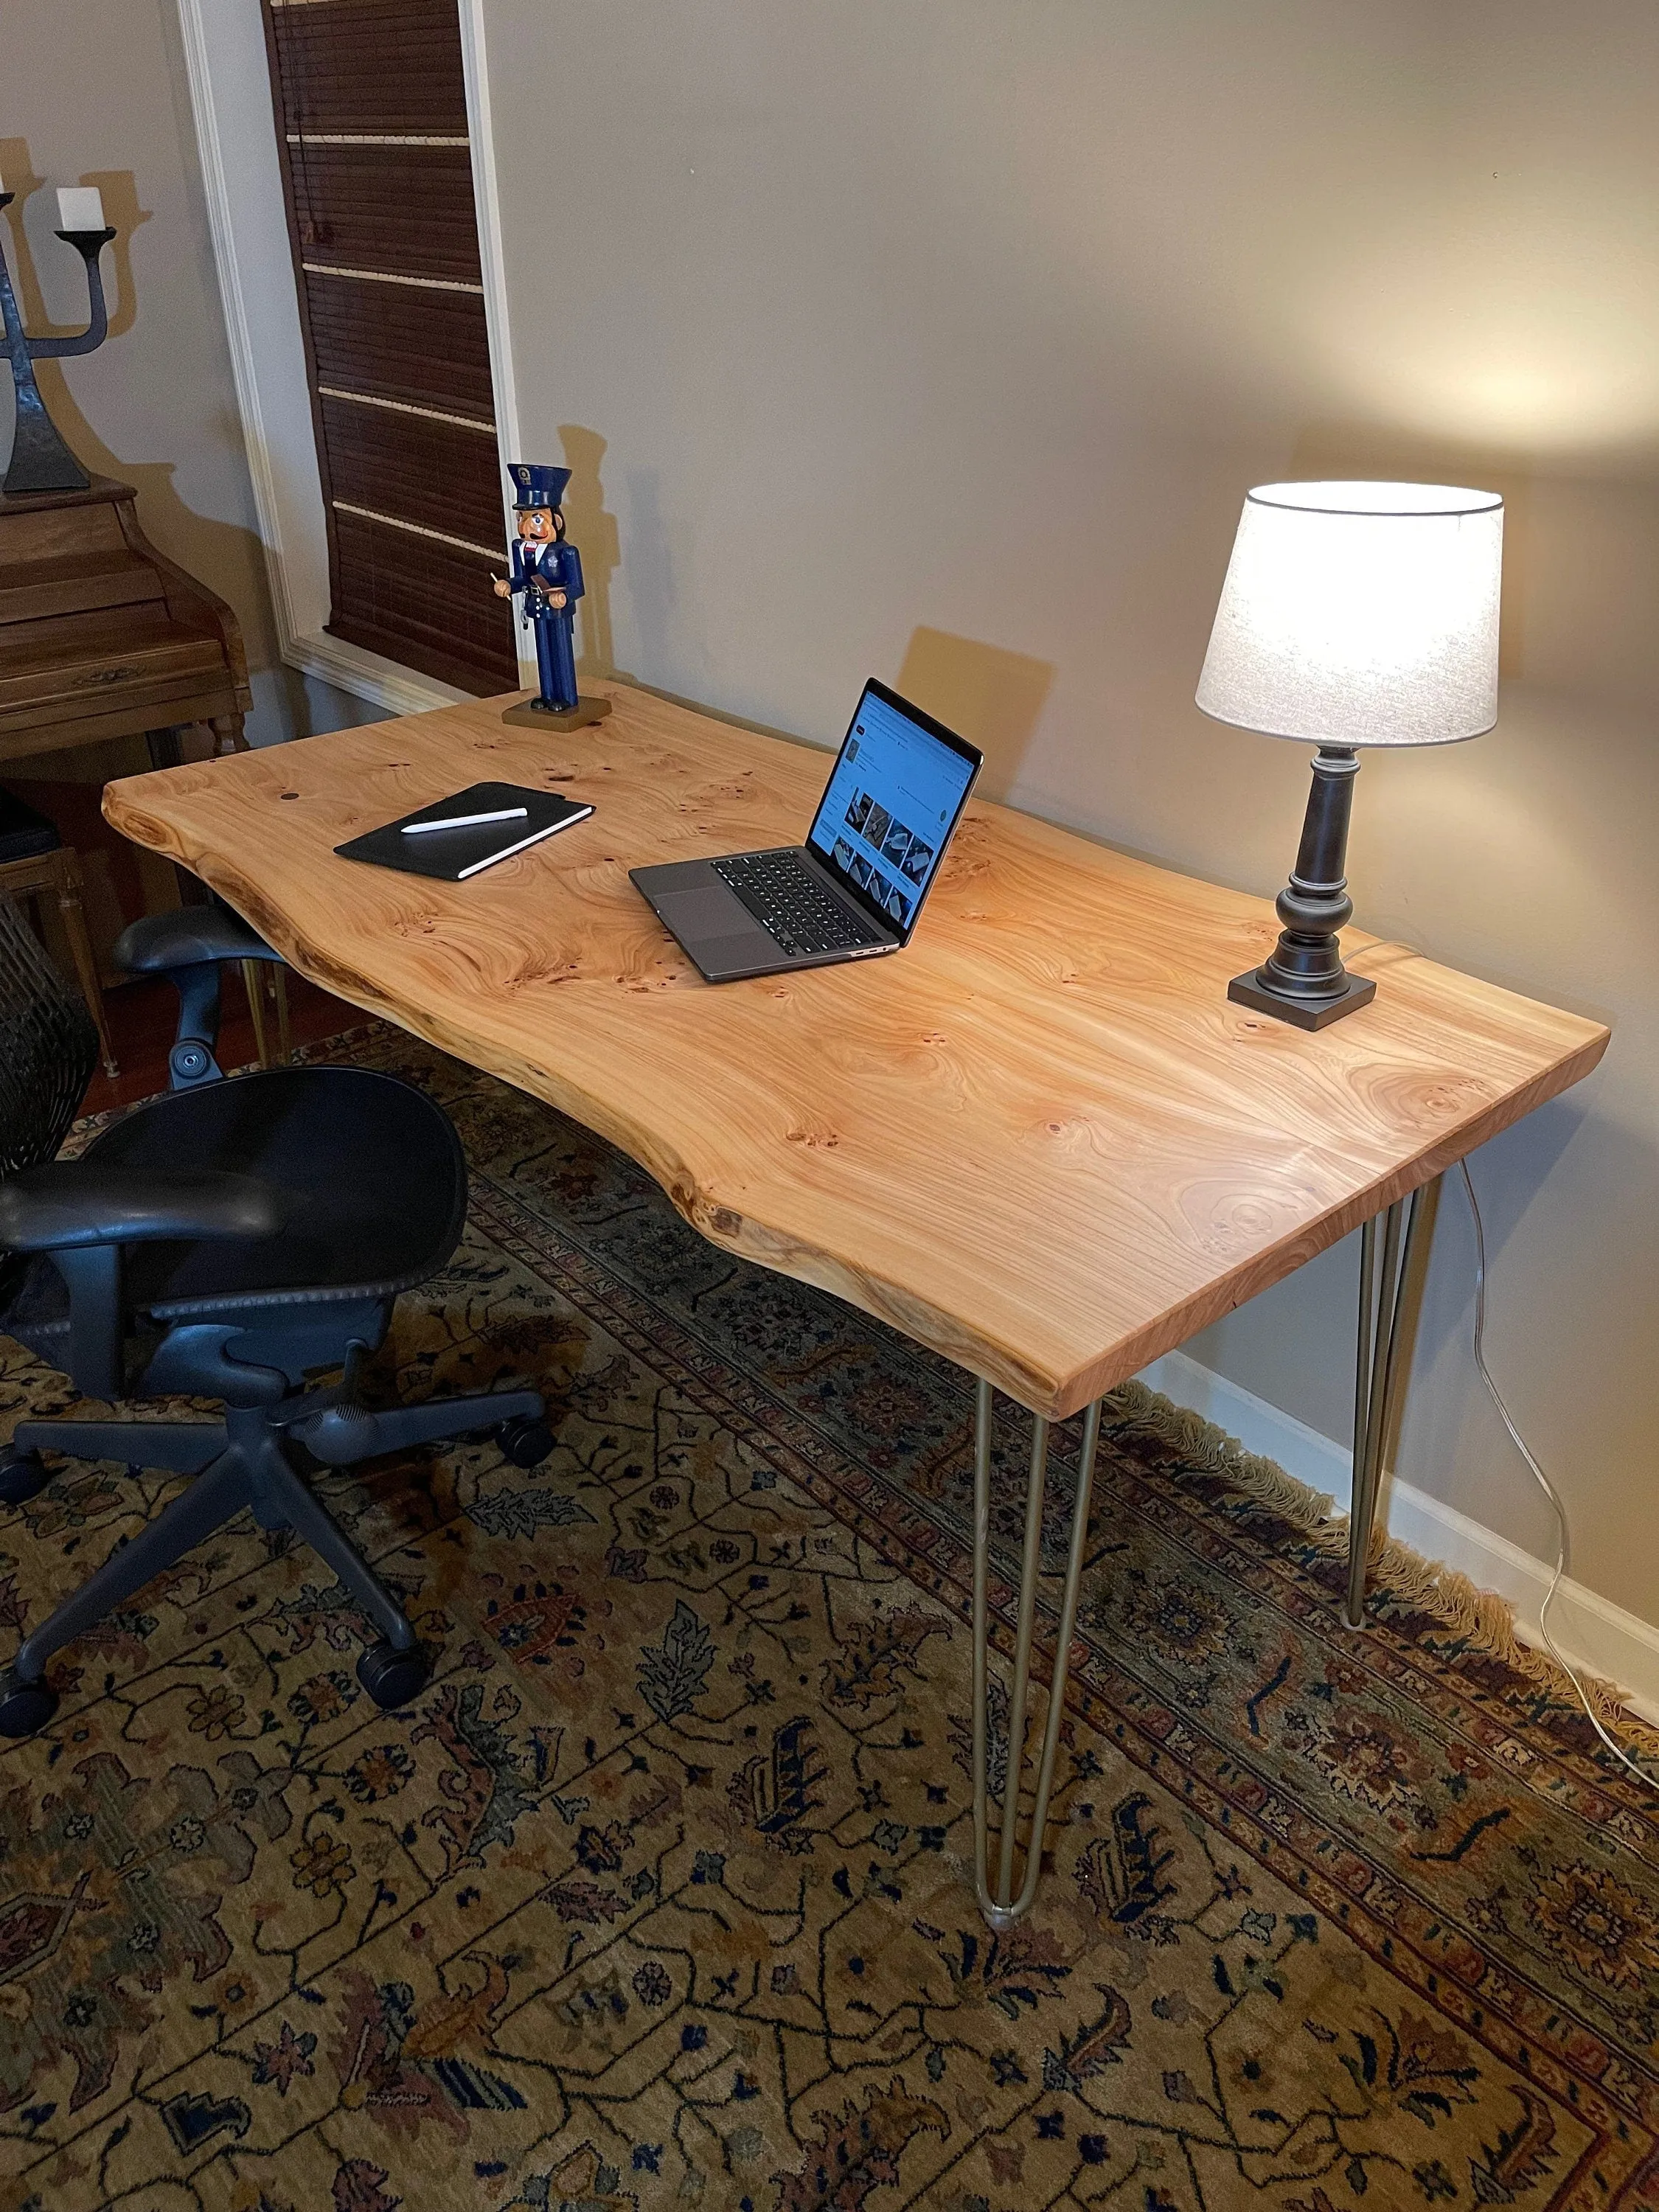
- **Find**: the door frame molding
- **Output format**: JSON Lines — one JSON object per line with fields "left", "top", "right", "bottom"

{"left": 174, "top": 0, "right": 530, "bottom": 717}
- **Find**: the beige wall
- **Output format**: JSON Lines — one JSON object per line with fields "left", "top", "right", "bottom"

{"left": 2, "top": 0, "right": 372, "bottom": 745}
{"left": 487, "top": 1, "right": 1659, "bottom": 1618}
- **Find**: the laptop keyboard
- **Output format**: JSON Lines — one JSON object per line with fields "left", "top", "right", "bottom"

{"left": 713, "top": 850, "right": 885, "bottom": 957}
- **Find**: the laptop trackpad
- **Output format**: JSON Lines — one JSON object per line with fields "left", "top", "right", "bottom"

{"left": 661, "top": 883, "right": 757, "bottom": 936}
{"left": 656, "top": 880, "right": 776, "bottom": 971}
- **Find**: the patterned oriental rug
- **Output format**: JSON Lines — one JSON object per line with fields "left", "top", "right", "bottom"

{"left": 1, "top": 1026, "right": 1657, "bottom": 2212}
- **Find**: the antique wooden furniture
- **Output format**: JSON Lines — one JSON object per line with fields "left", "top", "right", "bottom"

{"left": 104, "top": 681, "right": 1609, "bottom": 1924}
{"left": 0, "top": 471, "right": 260, "bottom": 1075}
{"left": 0, "top": 475, "right": 251, "bottom": 768}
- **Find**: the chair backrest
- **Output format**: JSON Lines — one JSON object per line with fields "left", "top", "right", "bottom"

{"left": 0, "top": 895, "right": 99, "bottom": 1181}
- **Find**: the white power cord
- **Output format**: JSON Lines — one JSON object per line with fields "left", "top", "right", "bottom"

{"left": 1459, "top": 1158, "right": 1659, "bottom": 1792}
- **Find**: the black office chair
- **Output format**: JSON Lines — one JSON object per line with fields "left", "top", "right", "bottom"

{"left": 0, "top": 898, "right": 551, "bottom": 1738}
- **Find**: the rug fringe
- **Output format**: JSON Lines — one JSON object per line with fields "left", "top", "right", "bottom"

{"left": 1105, "top": 1377, "right": 1655, "bottom": 1745}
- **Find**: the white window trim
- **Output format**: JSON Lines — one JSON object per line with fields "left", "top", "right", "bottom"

{"left": 175, "top": 0, "right": 531, "bottom": 718}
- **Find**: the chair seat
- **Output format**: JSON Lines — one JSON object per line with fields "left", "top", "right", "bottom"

{"left": 1, "top": 1067, "right": 467, "bottom": 1361}
{"left": 0, "top": 790, "right": 61, "bottom": 864}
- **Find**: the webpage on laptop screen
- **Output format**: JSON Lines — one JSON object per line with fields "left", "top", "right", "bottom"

{"left": 807, "top": 690, "right": 974, "bottom": 932}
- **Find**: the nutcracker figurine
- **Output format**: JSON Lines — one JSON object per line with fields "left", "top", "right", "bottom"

{"left": 493, "top": 462, "right": 613, "bottom": 730}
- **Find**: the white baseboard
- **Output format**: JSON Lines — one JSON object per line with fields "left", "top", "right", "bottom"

{"left": 1138, "top": 1349, "right": 1659, "bottom": 1728}
{"left": 284, "top": 631, "right": 472, "bottom": 720}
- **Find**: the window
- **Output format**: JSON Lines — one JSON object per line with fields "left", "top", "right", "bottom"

{"left": 261, "top": 0, "right": 516, "bottom": 695}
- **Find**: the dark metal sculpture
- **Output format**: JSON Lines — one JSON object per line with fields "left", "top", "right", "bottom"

{"left": 0, "top": 190, "right": 117, "bottom": 495}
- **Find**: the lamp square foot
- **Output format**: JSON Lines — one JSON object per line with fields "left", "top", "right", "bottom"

{"left": 1228, "top": 968, "right": 1377, "bottom": 1029}
{"left": 501, "top": 696, "right": 613, "bottom": 731}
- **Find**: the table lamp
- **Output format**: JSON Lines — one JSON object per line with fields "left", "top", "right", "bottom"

{"left": 1196, "top": 480, "right": 1503, "bottom": 1027}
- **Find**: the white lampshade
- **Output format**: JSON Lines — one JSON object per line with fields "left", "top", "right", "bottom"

{"left": 1196, "top": 481, "right": 1503, "bottom": 747}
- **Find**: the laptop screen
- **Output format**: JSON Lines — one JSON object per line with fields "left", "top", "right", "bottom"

{"left": 806, "top": 681, "right": 981, "bottom": 940}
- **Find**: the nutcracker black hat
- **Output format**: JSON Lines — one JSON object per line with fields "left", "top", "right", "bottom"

{"left": 510, "top": 462, "right": 571, "bottom": 512}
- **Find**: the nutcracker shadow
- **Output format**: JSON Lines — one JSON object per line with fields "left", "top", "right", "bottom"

{"left": 557, "top": 423, "right": 621, "bottom": 684}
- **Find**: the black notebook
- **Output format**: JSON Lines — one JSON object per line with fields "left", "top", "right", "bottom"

{"left": 334, "top": 782, "right": 594, "bottom": 882}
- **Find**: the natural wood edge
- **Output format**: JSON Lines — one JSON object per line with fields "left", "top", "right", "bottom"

{"left": 720, "top": 998, "right": 1606, "bottom": 1417}
{"left": 1057, "top": 1023, "right": 1607, "bottom": 1417}
{"left": 102, "top": 706, "right": 1613, "bottom": 1424}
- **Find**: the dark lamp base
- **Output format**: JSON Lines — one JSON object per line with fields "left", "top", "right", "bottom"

{"left": 501, "top": 695, "right": 613, "bottom": 731}
{"left": 1228, "top": 967, "right": 1377, "bottom": 1029}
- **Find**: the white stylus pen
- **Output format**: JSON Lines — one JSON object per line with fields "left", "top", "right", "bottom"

{"left": 402, "top": 806, "right": 529, "bottom": 835}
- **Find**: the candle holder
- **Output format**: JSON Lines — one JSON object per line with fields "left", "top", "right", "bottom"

{"left": 0, "top": 194, "right": 118, "bottom": 497}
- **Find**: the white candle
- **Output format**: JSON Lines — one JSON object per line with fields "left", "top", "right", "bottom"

{"left": 57, "top": 186, "right": 105, "bottom": 231}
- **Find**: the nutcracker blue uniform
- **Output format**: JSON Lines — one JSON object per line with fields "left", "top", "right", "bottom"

{"left": 502, "top": 464, "right": 581, "bottom": 709}
{"left": 493, "top": 464, "right": 612, "bottom": 728}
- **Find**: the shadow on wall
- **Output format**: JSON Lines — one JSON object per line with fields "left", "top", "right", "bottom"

{"left": 0, "top": 144, "right": 276, "bottom": 671}
{"left": 1290, "top": 422, "right": 1659, "bottom": 722}
{"left": 539, "top": 439, "right": 1060, "bottom": 795}
{"left": 557, "top": 423, "right": 621, "bottom": 685}
{"left": 892, "top": 627, "right": 1054, "bottom": 801}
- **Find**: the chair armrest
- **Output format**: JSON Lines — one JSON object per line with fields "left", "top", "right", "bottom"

{"left": 0, "top": 1163, "right": 282, "bottom": 1253}
{"left": 114, "top": 908, "right": 279, "bottom": 976}
{"left": 114, "top": 907, "right": 285, "bottom": 1092}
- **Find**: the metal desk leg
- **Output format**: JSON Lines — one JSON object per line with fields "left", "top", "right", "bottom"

{"left": 1343, "top": 1178, "right": 1437, "bottom": 1629}
{"left": 972, "top": 1378, "right": 1103, "bottom": 1930}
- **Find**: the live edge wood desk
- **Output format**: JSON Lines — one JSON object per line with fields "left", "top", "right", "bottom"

{"left": 104, "top": 681, "right": 1608, "bottom": 1928}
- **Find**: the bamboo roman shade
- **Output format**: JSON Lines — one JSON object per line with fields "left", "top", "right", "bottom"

{"left": 261, "top": 0, "right": 517, "bottom": 695}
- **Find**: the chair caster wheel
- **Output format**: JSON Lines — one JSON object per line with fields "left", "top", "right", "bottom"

{"left": 0, "top": 1447, "right": 49, "bottom": 1506}
{"left": 497, "top": 1415, "right": 553, "bottom": 1470}
{"left": 0, "top": 1674, "right": 58, "bottom": 1738}
{"left": 356, "top": 1640, "right": 431, "bottom": 1711}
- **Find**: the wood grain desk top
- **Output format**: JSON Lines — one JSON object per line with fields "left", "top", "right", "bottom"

{"left": 104, "top": 682, "right": 1608, "bottom": 1417}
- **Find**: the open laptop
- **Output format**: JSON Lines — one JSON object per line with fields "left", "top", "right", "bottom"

{"left": 631, "top": 678, "right": 982, "bottom": 982}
